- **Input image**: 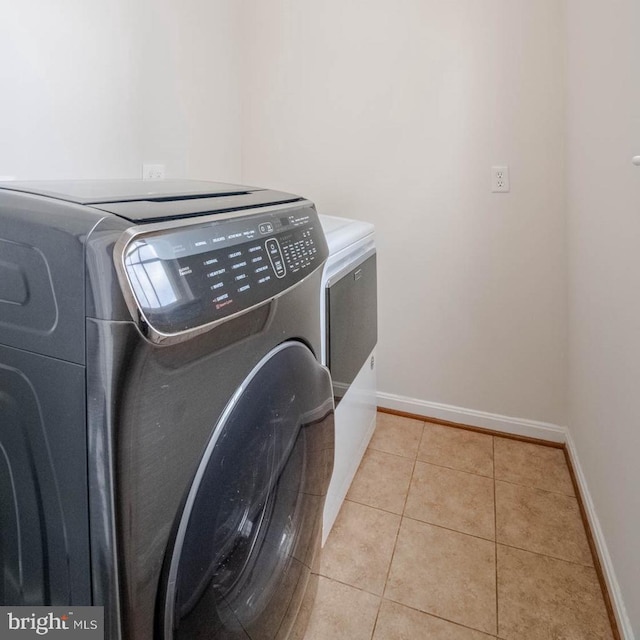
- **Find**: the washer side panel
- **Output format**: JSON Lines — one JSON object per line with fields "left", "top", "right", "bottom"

{"left": 0, "top": 344, "right": 90, "bottom": 605}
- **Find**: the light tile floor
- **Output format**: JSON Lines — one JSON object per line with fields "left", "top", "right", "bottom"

{"left": 304, "top": 412, "right": 615, "bottom": 640}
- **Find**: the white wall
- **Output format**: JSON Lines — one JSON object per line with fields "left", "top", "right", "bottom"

{"left": 241, "top": 0, "right": 567, "bottom": 428}
{"left": 0, "top": 0, "right": 242, "bottom": 182}
{"left": 566, "top": 0, "right": 640, "bottom": 635}
{"left": 1, "top": 0, "right": 638, "bottom": 632}
{"left": 0, "top": 0, "right": 567, "bottom": 429}
{"left": 135, "top": 0, "right": 242, "bottom": 181}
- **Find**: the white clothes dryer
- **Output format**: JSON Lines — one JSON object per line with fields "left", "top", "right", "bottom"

{"left": 319, "top": 215, "right": 377, "bottom": 543}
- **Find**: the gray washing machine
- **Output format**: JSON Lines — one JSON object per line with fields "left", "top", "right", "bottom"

{"left": 0, "top": 179, "right": 334, "bottom": 640}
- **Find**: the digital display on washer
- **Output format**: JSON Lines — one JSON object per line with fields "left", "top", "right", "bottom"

{"left": 121, "top": 209, "right": 326, "bottom": 335}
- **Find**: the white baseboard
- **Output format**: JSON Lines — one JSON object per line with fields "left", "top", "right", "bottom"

{"left": 376, "top": 391, "right": 567, "bottom": 443}
{"left": 565, "top": 432, "right": 634, "bottom": 639}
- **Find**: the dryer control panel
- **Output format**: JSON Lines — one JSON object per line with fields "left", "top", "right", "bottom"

{"left": 116, "top": 204, "right": 328, "bottom": 341}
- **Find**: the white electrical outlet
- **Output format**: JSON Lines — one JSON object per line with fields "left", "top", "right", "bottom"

{"left": 142, "top": 164, "right": 165, "bottom": 181}
{"left": 491, "top": 165, "right": 510, "bottom": 193}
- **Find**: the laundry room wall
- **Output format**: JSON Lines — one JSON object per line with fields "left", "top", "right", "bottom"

{"left": 0, "top": 0, "right": 242, "bottom": 182}
{"left": 240, "top": 0, "right": 567, "bottom": 432}
{"left": 566, "top": 0, "right": 640, "bottom": 636}
{"left": 135, "top": 0, "right": 243, "bottom": 181}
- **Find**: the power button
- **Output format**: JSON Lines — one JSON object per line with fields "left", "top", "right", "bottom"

{"left": 259, "top": 222, "right": 274, "bottom": 235}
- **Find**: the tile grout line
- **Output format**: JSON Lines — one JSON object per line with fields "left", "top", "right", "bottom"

{"left": 342, "top": 496, "right": 403, "bottom": 519}
{"left": 377, "top": 423, "right": 425, "bottom": 605}
{"left": 315, "top": 573, "right": 383, "bottom": 599}
{"left": 494, "top": 476, "right": 576, "bottom": 498}
{"left": 382, "top": 594, "right": 503, "bottom": 638}
{"left": 367, "top": 422, "right": 426, "bottom": 640}
{"left": 494, "top": 542, "right": 598, "bottom": 570}
{"left": 321, "top": 417, "right": 421, "bottom": 640}
{"left": 414, "top": 458, "right": 494, "bottom": 480}
{"left": 369, "top": 604, "right": 383, "bottom": 640}
{"left": 399, "top": 513, "right": 495, "bottom": 544}
{"left": 368, "top": 444, "right": 421, "bottom": 462}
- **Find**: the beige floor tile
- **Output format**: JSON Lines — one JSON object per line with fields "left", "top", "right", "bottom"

{"left": 497, "top": 545, "right": 614, "bottom": 640}
{"left": 385, "top": 518, "right": 497, "bottom": 635}
{"left": 496, "top": 481, "right": 592, "bottom": 565}
{"left": 320, "top": 500, "right": 401, "bottom": 595}
{"left": 494, "top": 438, "right": 574, "bottom": 495}
{"left": 404, "top": 462, "right": 495, "bottom": 540}
{"left": 373, "top": 599, "right": 496, "bottom": 639}
{"left": 303, "top": 576, "right": 380, "bottom": 640}
{"left": 369, "top": 412, "right": 424, "bottom": 459}
{"left": 418, "top": 422, "right": 494, "bottom": 477}
{"left": 347, "top": 448, "right": 414, "bottom": 514}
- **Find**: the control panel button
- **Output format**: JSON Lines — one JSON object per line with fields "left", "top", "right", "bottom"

{"left": 265, "top": 238, "right": 286, "bottom": 278}
{"left": 259, "top": 222, "right": 274, "bottom": 235}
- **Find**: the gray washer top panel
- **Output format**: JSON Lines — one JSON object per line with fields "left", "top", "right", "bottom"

{"left": 0, "top": 179, "right": 255, "bottom": 205}
{"left": 0, "top": 180, "right": 302, "bottom": 222}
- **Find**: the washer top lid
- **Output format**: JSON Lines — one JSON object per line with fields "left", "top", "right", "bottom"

{"left": 0, "top": 178, "right": 256, "bottom": 205}
{"left": 0, "top": 179, "right": 304, "bottom": 223}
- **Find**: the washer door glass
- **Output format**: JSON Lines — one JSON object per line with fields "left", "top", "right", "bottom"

{"left": 161, "top": 341, "right": 334, "bottom": 640}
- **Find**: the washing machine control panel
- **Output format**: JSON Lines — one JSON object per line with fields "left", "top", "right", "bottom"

{"left": 118, "top": 205, "right": 328, "bottom": 338}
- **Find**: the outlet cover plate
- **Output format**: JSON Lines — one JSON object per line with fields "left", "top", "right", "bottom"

{"left": 142, "top": 164, "right": 165, "bottom": 181}
{"left": 491, "top": 165, "right": 510, "bottom": 192}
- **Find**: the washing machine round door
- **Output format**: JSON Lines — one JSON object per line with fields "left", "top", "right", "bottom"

{"left": 160, "top": 341, "right": 334, "bottom": 640}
